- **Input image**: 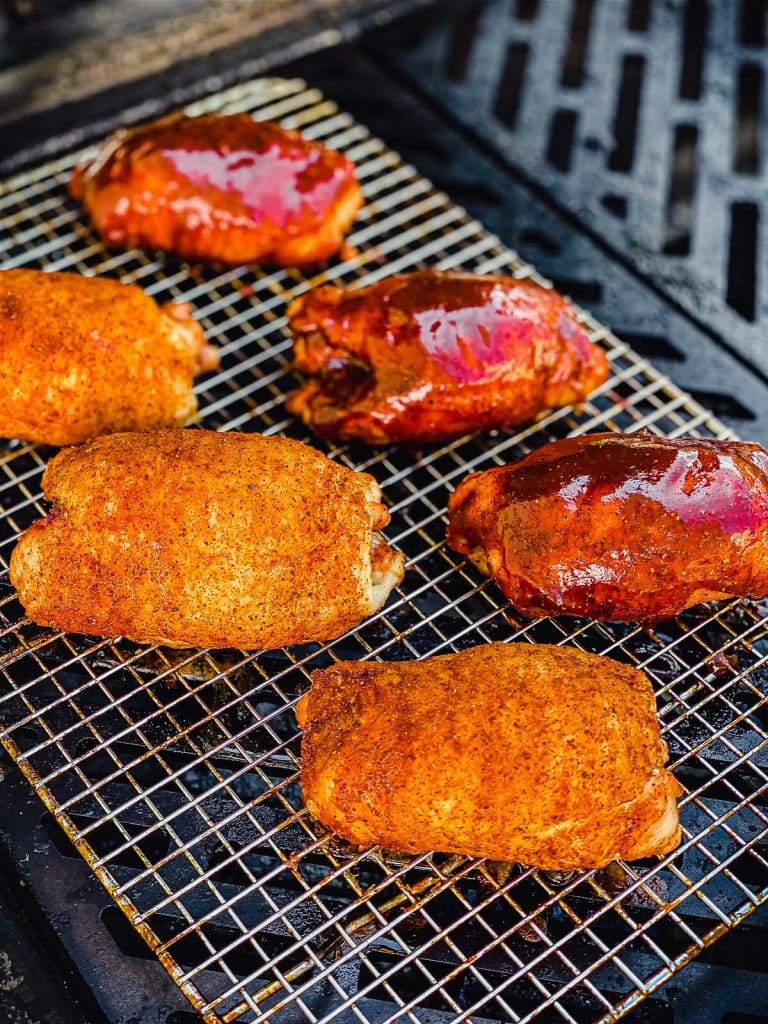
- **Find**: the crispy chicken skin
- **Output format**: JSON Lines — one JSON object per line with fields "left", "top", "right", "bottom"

{"left": 297, "top": 644, "right": 682, "bottom": 870}
{"left": 70, "top": 113, "right": 363, "bottom": 266}
{"left": 10, "top": 430, "right": 405, "bottom": 649}
{"left": 286, "top": 270, "right": 609, "bottom": 443}
{"left": 447, "top": 432, "right": 768, "bottom": 622}
{"left": 0, "top": 269, "right": 218, "bottom": 446}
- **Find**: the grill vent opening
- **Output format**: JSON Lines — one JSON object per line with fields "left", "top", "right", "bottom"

{"left": 546, "top": 108, "right": 578, "bottom": 171}
{"left": 726, "top": 201, "right": 759, "bottom": 320}
{"left": 560, "top": 0, "right": 595, "bottom": 88}
{"left": 431, "top": 178, "right": 505, "bottom": 207}
{"left": 688, "top": 389, "right": 757, "bottom": 422}
{"left": 679, "top": 0, "right": 709, "bottom": 99}
{"left": 739, "top": 0, "right": 766, "bottom": 47}
{"left": 206, "top": 839, "right": 254, "bottom": 888}
{"left": 619, "top": 333, "right": 686, "bottom": 362}
{"left": 601, "top": 193, "right": 628, "bottom": 217}
{"left": 729, "top": 850, "right": 768, "bottom": 889}
{"left": 493, "top": 42, "right": 529, "bottom": 126}
{"left": 734, "top": 62, "right": 763, "bottom": 174}
{"left": 101, "top": 906, "right": 156, "bottom": 961}
{"left": 627, "top": 0, "right": 651, "bottom": 32}
{"left": 518, "top": 228, "right": 561, "bottom": 254}
{"left": 5, "top": 724, "right": 41, "bottom": 751}
{"left": 102, "top": 905, "right": 293, "bottom": 976}
{"left": 446, "top": 2, "right": 487, "bottom": 82}
{"left": 608, "top": 54, "right": 645, "bottom": 172}
{"left": 663, "top": 123, "right": 699, "bottom": 255}
{"left": 359, "top": 956, "right": 676, "bottom": 1023}
{"left": 49, "top": 815, "right": 172, "bottom": 869}
{"left": 516, "top": 0, "right": 539, "bottom": 21}
{"left": 549, "top": 277, "right": 602, "bottom": 302}
{"left": 698, "top": 920, "right": 768, "bottom": 971}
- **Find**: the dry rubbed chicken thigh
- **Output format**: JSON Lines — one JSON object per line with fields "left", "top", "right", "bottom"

{"left": 10, "top": 430, "right": 405, "bottom": 649}
{"left": 297, "top": 643, "right": 681, "bottom": 870}
{"left": 0, "top": 269, "right": 218, "bottom": 446}
{"left": 286, "top": 270, "right": 609, "bottom": 443}
{"left": 70, "top": 113, "right": 363, "bottom": 266}
{"left": 447, "top": 432, "right": 768, "bottom": 622}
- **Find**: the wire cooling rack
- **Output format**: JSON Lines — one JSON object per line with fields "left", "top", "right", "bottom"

{"left": 1, "top": 77, "right": 768, "bottom": 1024}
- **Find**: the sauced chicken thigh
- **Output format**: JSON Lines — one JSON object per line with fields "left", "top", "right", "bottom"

{"left": 287, "top": 270, "right": 609, "bottom": 443}
{"left": 70, "top": 113, "right": 362, "bottom": 266}
{"left": 447, "top": 432, "right": 768, "bottom": 621}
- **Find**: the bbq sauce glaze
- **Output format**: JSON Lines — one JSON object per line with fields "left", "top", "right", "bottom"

{"left": 447, "top": 432, "right": 768, "bottom": 621}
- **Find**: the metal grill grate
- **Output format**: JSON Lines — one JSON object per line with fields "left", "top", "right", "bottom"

{"left": 1, "top": 77, "right": 768, "bottom": 1024}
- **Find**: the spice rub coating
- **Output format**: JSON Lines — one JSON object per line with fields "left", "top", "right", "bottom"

{"left": 297, "top": 643, "right": 681, "bottom": 871}
{"left": 10, "top": 429, "right": 404, "bottom": 649}
{"left": 0, "top": 269, "right": 217, "bottom": 446}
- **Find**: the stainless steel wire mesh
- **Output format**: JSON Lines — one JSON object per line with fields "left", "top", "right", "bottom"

{"left": 1, "top": 77, "right": 767, "bottom": 1024}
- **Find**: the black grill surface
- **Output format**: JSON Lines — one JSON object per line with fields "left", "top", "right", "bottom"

{"left": 313, "top": 44, "right": 768, "bottom": 445}
{"left": 372, "top": 0, "right": 768, "bottom": 386}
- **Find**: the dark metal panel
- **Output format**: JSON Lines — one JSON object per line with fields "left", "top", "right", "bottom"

{"left": 371, "top": 0, "right": 768, "bottom": 377}
{"left": 0, "top": 0, "right": 438, "bottom": 175}
{"left": 290, "top": 44, "right": 768, "bottom": 444}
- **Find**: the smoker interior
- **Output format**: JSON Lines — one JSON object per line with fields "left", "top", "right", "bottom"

{"left": 1, "top": 76, "right": 768, "bottom": 1024}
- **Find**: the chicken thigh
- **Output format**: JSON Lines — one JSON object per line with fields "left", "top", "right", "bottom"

{"left": 70, "top": 113, "right": 362, "bottom": 266}
{"left": 287, "top": 270, "right": 609, "bottom": 443}
{"left": 0, "top": 269, "right": 217, "bottom": 446}
{"left": 447, "top": 432, "right": 768, "bottom": 621}
{"left": 10, "top": 429, "right": 405, "bottom": 649}
{"left": 297, "top": 643, "right": 681, "bottom": 870}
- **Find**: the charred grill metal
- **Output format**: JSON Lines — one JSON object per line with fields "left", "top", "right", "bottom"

{"left": 1, "top": 78, "right": 767, "bottom": 1024}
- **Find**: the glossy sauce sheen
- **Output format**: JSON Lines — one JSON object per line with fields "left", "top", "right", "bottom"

{"left": 287, "top": 270, "right": 609, "bottom": 443}
{"left": 447, "top": 433, "right": 768, "bottom": 621}
{"left": 70, "top": 114, "right": 362, "bottom": 266}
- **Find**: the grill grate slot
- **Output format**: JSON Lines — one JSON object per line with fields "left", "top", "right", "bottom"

{"left": 678, "top": 0, "right": 708, "bottom": 101}
{"left": 494, "top": 42, "right": 531, "bottom": 128}
{"left": 734, "top": 63, "right": 763, "bottom": 176}
{"left": 662, "top": 123, "right": 699, "bottom": 256}
{"left": 1, "top": 77, "right": 768, "bottom": 1024}
{"left": 560, "top": 0, "right": 595, "bottom": 90}
{"left": 608, "top": 55, "right": 645, "bottom": 174}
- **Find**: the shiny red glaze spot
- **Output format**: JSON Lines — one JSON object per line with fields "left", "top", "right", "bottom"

{"left": 384, "top": 276, "right": 582, "bottom": 384}
{"left": 413, "top": 289, "right": 540, "bottom": 383}
{"left": 505, "top": 433, "right": 768, "bottom": 535}
{"left": 162, "top": 122, "right": 348, "bottom": 227}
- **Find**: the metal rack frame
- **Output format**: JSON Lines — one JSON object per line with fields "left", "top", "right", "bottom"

{"left": 1, "top": 77, "right": 767, "bottom": 1024}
